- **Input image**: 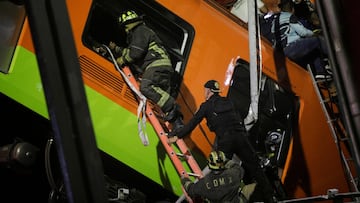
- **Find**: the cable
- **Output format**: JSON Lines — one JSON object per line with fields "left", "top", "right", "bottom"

{"left": 45, "top": 138, "right": 57, "bottom": 191}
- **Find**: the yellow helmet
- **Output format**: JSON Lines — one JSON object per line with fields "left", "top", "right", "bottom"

{"left": 207, "top": 151, "right": 227, "bottom": 170}
{"left": 118, "top": 10, "right": 142, "bottom": 25}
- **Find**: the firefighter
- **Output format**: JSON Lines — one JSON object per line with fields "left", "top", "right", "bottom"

{"left": 181, "top": 150, "right": 256, "bottom": 202}
{"left": 109, "top": 10, "right": 184, "bottom": 131}
{"left": 168, "top": 80, "right": 276, "bottom": 202}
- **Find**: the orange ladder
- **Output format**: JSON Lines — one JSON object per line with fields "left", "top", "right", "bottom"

{"left": 104, "top": 45, "right": 204, "bottom": 202}
{"left": 122, "top": 66, "right": 203, "bottom": 202}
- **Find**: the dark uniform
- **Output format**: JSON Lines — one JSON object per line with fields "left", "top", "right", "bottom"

{"left": 174, "top": 80, "right": 275, "bottom": 202}
{"left": 182, "top": 159, "right": 245, "bottom": 203}
{"left": 114, "top": 10, "right": 183, "bottom": 129}
{"left": 175, "top": 93, "right": 245, "bottom": 154}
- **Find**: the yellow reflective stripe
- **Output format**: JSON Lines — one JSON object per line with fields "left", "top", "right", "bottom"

{"left": 148, "top": 42, "right": 169, "bottom": 60}
{"left": 123, "top": 48, "right": 133, "bottom": 63}
{"left": 151, "top": 85, "right": 170, "bottom": 108}
{"left": 149, "top": 41, "right": 157, "bottom": 49}
{"left": 121, "top": 11, "right": 138, "bottom": 23}
{"left": 146, "top": 59, "right": 172, "bottom": 70}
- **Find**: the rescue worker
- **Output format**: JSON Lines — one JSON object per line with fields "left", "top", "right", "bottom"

{"left": 168, "top": 80, "right": 276, "bottom": 202}
{"left": 109, "top": 10, "right": 184, "bottom": 130}
{"left": 182, "top": 150, "right": 256, "bottom": 202}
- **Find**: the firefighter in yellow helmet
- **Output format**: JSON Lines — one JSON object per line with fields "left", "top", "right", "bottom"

{"left": 109, "top": 10, "right": 184, "bottom": 131}
{"left": 168, "top": 80, "right": 276, "bottom": 202}
{"left": 181, "top": 150, "right": 257, "bottom": 202}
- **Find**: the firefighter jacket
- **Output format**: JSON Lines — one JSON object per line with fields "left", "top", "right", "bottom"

{"left": 119, "top": 22, "right": 172, "bottom": 73}
{"left": 182, "top": 160, "right": 246, "bottom": 202}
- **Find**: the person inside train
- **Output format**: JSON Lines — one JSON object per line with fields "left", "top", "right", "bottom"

{"left": 106, "top": 10, "right": 184, "bottom": 131}
{"left": 293, "top": 0, "right": 321, "bottom": 31}
{"left": 258, "top": 0, "right": 282, "bottom": 42}
{"left": 271, "top": 0, "right": 332, "bottom": 80}
{"left": 168, "top": 80, "right": 276, "bottom": 202}
{"left": 181, "top": 150, "right": 257, "bottom": 202}
{"left": 226, "top": 0, "right": 282, "bottom": 43}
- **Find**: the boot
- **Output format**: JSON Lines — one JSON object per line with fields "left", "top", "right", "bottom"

{"left": 164, "top": 104, "right": 180, "bottom": 122}
{"left": 164, "top": 104, "right": 184, "bottom": 132}
{"left": 171, "top": 116, "right": 184, "bottom": 132}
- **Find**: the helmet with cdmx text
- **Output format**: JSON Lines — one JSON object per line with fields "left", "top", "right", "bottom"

{"left": 208, "top": 150, "right": 227, "bottom": 170}
{"left": 118, "top": 10, "right": 143, "bottom": 26}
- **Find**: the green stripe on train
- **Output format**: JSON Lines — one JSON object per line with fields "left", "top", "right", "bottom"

{"left": 0, "top": 46, "right": 48, "bottom": 118}
{"left": 0, "top": 46, "right": 185, "bottom": 195}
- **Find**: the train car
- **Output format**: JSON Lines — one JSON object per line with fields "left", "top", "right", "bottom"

{"left": 0, "top": 0, "right": 356, "bottom": 202}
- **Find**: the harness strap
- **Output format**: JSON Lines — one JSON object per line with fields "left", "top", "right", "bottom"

{"left": 105, "top": 45, "right": 149, "bottom": 146}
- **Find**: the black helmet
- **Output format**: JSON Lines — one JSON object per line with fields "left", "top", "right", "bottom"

{"left": 207, "top": 151, "right": 227, "bottom": 170}
{"left": 204, "top": 80, "right": 220, "bottom": 93}
{"left": 118, "top": 10, "right": 143, "bottom": 26}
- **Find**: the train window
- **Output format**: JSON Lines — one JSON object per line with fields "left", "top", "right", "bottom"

{"left": 204, "top": 0, "right": 274, "bottom": 43}
{"left": 82, "top": 0, "right": 195, "bottom": 94}
{"left": 0, "top": 1, "right": 26, "bottom": 74}
{"left": 204, "top": 0, "right": 248, "bottom": 28}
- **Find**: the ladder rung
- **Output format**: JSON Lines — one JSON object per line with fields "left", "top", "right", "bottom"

{"left": 187, "top": 172, "right": 202, "bottom": 178}
{"left": 117, "top": 65, "right": 203, "bottom": 202}
{"left": 176, "top": 152, "right": 192, "bottom": 160}
{"left": 176, "top": 149, "right": 192, "bottom": 158}
{"left": 176, "top": 152, "right": 186, "bottom": 157}
{"left": 340, "top": 137, "right": 349, "bottom": 142}
{"left": 307, "top": 65, "right": 357, "bottom": 192}
{"left": 321, "top": 98, "right": 330, "bottom": 103}
{"left": 315, "top": 78, "right": 333, "bottom": 83}
{"left": 326, "top": 118, "right": 337, "bottom": 124}
{"left": 345, "top": 157, "right": 353, "bottom": 162}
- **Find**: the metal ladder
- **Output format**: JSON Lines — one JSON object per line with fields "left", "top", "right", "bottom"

{"left": 308, "top": 66, "right": 359, "bottom": 193}
{"left": 105, "top": 46, "right": 204, "bottom": 202}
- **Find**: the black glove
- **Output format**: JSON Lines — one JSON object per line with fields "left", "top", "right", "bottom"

{"left": 167, "top": 130, "right": 177, "bottom": 137}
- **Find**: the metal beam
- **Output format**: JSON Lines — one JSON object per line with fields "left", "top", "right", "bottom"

{"left": 317, "top": 0, "right": 360, "bottom": 181}
{"left": 24, "top": 0, "right": 107, "bottom": 202}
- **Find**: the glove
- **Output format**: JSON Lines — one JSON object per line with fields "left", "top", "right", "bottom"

{"left": 109, "top": 41, "right": 123, "bottom": 55}
{"left": 167, "top": 130, "right": 177, "bottom": 137}
{"left": 116, "top": 57, "right": 125, "bottom": 67}
{"left": 167, "top": 136, "right": 178, "bottom": 144}
{"left": 93, "top": 46, "right": 107, "bottom": 56}
{"left": 109, "top": 41, "right": 117, "bottom": 50}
